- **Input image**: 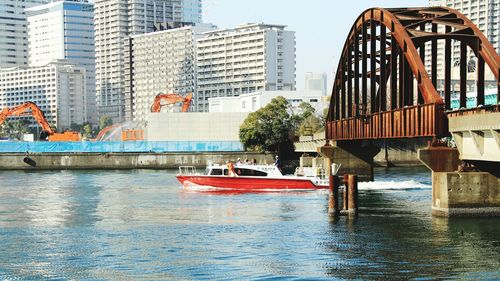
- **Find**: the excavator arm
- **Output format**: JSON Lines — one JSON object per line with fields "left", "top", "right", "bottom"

{"left": 0, "top": 102, "right": 55, "bottom": 134}
{"left": 151, "top": 92, "right": 193, "bottom": 113}
{"left": 0, "top": 102, "right": 81, "bottom": 141}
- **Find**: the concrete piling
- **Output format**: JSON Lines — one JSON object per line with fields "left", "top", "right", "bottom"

{"left": 337, "top": 174, "right": 359, "bottom": 216}
{"left": 328, "top": 175, "right": 339, "bottom": 214}
{"left": 347, "top": 174, "right": 358, "bottom": 214}
{"left": 343, "top": 174, "right": 349, "bottom": 211}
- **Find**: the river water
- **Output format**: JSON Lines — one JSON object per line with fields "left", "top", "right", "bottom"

{"left": 0, "top": 167, "right": 498, "bottom": 280}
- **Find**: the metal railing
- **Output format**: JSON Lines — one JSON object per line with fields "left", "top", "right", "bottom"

{"left": 326, "top": 103, "right": 447, "bottom": 140}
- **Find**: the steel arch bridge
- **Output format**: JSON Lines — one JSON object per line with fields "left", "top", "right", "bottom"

{"left": 326, "top": 7, "right": 500, "bottom": 141}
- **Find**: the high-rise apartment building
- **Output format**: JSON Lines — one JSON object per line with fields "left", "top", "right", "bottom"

{"left": 305, "top": 72, "right": 327, "bottom": 96}
{"left": 196, "top": 23, "right": 296, "bottom": 112}
{"left": 94, "top": 0, "right": 202, "bottom": 122}
{"left": 0, "top": 0, "right": 48, "bottom": 67}
{"left": 427, "top": 0, "right": 499, "bottom": 83}
{"left": 181, "top": 0, "right": 202, "bottom": 23}
{"left": 0, "top": 60, "right": 86, "bottom": 130}
{"left": 26, "top": 0, "right": 96, "bottom": 125}
{"left": 125, "top": 23, "right": 216, "bottom": 121}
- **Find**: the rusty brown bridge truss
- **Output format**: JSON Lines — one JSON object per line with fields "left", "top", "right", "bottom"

{"left": 326, "top": 7, "right": 500, "bottom": 141}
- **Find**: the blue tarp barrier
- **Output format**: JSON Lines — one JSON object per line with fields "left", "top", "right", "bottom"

{"left": 0, "top": 141, "right": 244, "bottom": 153}
{"left": 450, "top": 93, "right": 497, "bottom": 109}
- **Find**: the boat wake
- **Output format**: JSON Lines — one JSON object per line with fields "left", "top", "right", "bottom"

{"left": 358, "top": 180, "right": 431, "bottom": 190}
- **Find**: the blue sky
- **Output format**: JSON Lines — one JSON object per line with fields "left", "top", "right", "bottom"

{"left": 203, "top": 0, "right": 428, "bottom": 91}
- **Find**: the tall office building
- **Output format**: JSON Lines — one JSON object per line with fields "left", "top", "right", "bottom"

{"left": 26, "top": 0, "right": 96, "bottom": 124}
{"left": 125, "top": 23, "right": 216, "bottom": 121}
{"left": 94, "top": 0, "right": 202, "bottom": 122}
{"left": 427, "top": 0, "right": 499, "bottom": 83}
{"left": 0, "top": 0, "right": 48, "bottom": 67}
{"left": 0, "top": 61, "right": 86, "bottom": 130}
{"left": 305, "top": 72, "right": 327, "bottom": 96}
{"left": 196, "top": 23, "right": 296, "bottom": 112}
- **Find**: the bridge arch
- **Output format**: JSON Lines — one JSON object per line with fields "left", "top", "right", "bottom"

{"left": 327, "top": 7, "right": 500, "bottom": 140}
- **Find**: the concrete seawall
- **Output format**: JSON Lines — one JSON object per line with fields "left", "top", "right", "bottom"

{"left": 0, "top": 152, "right": 274, "bottom": 170}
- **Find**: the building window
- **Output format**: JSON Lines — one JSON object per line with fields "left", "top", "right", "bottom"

{"left": 252, "top": 97, "right": 257, "bottom": 110}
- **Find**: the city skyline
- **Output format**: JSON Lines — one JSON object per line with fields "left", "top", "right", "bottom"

{"left": 203, "top": 0, "right": 428, "bottom": 91}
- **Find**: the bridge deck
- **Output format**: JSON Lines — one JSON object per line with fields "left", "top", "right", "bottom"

{"left": 448, "top": 105, "right": 500, "bottom": 162}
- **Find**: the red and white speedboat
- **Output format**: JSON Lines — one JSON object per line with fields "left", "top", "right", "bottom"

{"left": 176, "top": 164, "right": 329, "bottom": 191}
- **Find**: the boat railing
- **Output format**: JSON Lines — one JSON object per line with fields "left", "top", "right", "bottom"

{"left": 178, "top": 166, "right": 198, "bottom": 175}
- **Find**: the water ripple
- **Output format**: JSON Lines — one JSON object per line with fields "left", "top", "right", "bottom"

{"left": 0, "top": 168, "right": 498, "bottom": 280}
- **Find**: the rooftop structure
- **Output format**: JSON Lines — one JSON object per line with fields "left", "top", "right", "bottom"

{"left": 208, "top": 90, "right": 327, "bottom": 115}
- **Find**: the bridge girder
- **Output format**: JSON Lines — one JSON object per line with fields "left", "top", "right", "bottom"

{"left": 327, "top": 7, "right": 500, "bottom": 141}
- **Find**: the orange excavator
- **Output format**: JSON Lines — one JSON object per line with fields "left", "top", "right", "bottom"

{"left": 0, "top": 102, "right": 81, "bottom": 141}
{"left": 151, "top": 92, "right": 192, "bottom": 113}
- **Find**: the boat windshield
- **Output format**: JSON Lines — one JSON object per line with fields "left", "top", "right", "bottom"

{"left": 209, "top": 168, "right": 224, "bottom": 175}
{"left": 234, "top": 168, "right": 267, "bottom": 177}
{"left": 206, "top": 166, "right": 268, "bottom": 177}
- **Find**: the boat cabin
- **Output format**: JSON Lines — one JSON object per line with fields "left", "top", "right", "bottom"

{"left": 205, "top": 164, "right": 283, "bottom": 177}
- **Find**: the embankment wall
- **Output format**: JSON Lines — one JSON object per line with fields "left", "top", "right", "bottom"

{"left": 0, "top": 152, "right": 273, "bottom": 170}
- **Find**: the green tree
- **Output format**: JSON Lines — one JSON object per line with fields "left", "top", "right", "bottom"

{"left": 297, "top": 115, "right": 323, "bottom": 136}
{"left": 294, "top": 102, "right": 324, "bottom": 136}
{"left": 13, "top": 120, "right": 30, "bottom": 139}
{"left": 0, "top": 120, "right": 30, "bottom": 140}
{"left": 99, "top": 116, "right": 113, "bottom": 130}
{"left": 70, "top": 123, "right": 83, "bottom": 133}
{"left": 239, "top": 96, "right": 295, "bottom": 155}
{"left": 297, "top": 102, "right": 316, "bottom": 120}
{"left": 0, "top": 120, "right": 14, "bottom": 139}
{"left": 82, "top": 123, "right": 93, "bottom": 139}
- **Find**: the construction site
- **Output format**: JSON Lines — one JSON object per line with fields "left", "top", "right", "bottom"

{"left": 0, "top": 93, "right": 267, "bottom": 169}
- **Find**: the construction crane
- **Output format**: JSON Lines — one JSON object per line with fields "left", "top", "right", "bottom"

{"left": 151, "top": 92, "right": 193, "bottom": 113}
{"left": 0, "top": 102, "right": 81, "bottom": 141}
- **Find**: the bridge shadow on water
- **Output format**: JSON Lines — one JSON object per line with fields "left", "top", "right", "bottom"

{"left": 322, "top": 167, "right": 499, "bottom": 280}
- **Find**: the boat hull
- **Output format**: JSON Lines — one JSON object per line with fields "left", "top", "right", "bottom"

{"left": 176, "top": 175, "right": 327, "bottom": 190}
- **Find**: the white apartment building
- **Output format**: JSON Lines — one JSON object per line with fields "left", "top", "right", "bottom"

{"left": 196, "top": 23, "right": 296, "bottom": 112}
{"left": 0, "top": 60, "right": 86, "bottom": 130}
{"left": 0, "top": 0, "right": 48, "bottom": 67}
{"left": 305, "top": 72, "right": 328, "bottom": 96}
{"left": 208, "top": 90, "right": 327, "bottom": 115}
{"left": 94, "top": 0, "right": 202, "bottom": 123}
{"left": 26, "top": 0, "right": 96, "bottom": 125}
{"left": 126, "top": 23, "right": 217, "bottom": 121}
{"left": 427, "top": 0, "right": 499, "bottom": 83}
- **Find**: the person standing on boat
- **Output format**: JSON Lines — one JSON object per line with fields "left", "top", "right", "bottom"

{"left": 227, "top": 161, "right": 238, "bottom": 177}
{"left": 274, "top": 155, "right": 281, "bottom": 171}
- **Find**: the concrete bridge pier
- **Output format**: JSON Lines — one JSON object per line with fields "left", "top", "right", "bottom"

{"left": 418, "top": 146, "right": 500, "bottom": 217}
{"left": 318, "top": 141, "right": 380, "bottom": 182}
